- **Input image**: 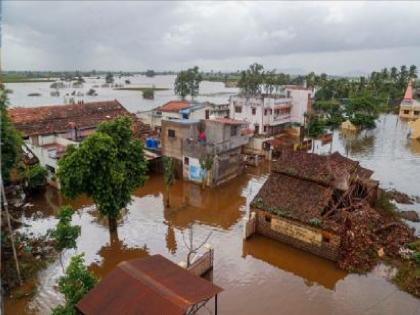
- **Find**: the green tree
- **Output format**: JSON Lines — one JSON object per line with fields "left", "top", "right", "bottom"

{"left": 1, "top": 85, "right": 22, "bottom": 183}
{"left": 24, "top": 164, "right": 48, "bottom": 191}
{"left": 145, "top": 70, "right": 155, "bottom": 77}
{"left": 105, "top": 72, "right": 114, "bottom": 84}
{"left": 51, "top": 254, "right": 97, "bottom": 315}
{"left": 162, "top": 156, "right": 175, "bottom": 207}
{"left": 199, "top": 154, "right": 214, "bottom": 188}
{"left": 57, "top": 117, "right": 148, "bottom": 234}
{"left": 50, "top": 206, "right": 81, "bottom": 271}
{"left": 238, "top": 63, "right": 264, "bottom": 96}
{"left": 409, "top": 65, "right": 418, "bottom": 80}
{"left": 174, "top": 66, "right": 202, "bottom": 99}
{"left": 142, "top": 88, "right": 154, "bottom": 99}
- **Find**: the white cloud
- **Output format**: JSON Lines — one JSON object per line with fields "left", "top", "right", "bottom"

{"left": 2, "top": 1, "right": 420, "bottom": 74}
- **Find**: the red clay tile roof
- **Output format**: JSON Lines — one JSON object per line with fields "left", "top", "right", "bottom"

{"left": 76, "top": 254, "right": 223, "bottom": 315}
{"left": 8, "top": 100, "right": 131, "bottom": 136}
{"left": 158, "top": 100, "right": 190, "bottom": 112}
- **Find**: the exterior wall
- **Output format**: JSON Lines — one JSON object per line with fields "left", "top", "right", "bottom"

{"left": 399, "top": 103, "right": 420, "bottom": 119}
{"left": 229, "top": 96, "right": 293, "bottom": 136}
{"left": 161, "top": 120, "right": 201, "bottom": 160}
{"left": 182, "top": 156, "right": 204, "bottom": 184}
{"left": 253, "top": 209, "right": 341, "bottom": 261}
{"left": 285, "top": 88, "right": 314, "bottom": 125}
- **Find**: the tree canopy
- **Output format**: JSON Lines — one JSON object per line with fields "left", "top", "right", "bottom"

{"left": 51, "top": 254, "right": 97, "bottom": 315}
{"left": 174, "top": 66, "right": 202, "bottom": 99}
{"left": 57, "top": 116, "right": 148, "bottom": 232}
{"left": 1, "top": 84, "right": 22, "bottom": 183}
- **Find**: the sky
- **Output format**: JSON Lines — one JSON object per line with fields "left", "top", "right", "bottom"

{"left": 1, "top": 1, "right": 420, "bottom": 75}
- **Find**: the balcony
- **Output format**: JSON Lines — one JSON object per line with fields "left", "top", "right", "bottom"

{"left": 183, "top": 135, "right": 249, "bottom": 157}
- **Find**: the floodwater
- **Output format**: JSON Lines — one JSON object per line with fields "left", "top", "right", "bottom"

{"left": 5, "top": 75, "right": 239, "bottom": 112}
{"left": 5, "top": 114, "right": 420, "bottom": 315}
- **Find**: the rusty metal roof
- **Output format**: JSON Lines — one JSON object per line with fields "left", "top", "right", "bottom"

{"left": 76, "top": 254, "right": 223, "bottom": 315}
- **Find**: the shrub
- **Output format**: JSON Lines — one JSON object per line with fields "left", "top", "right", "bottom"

{"left": 25, "top": 165, "right": 47, "bottom": 190}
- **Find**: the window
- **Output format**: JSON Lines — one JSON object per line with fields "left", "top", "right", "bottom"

{"left": 264, "top": 109, "right": 268, "bottom": 116}
{"left": 231, "top": 126, "right": 238, "bottom": 136}
{"left": 252, "top": 108, "right": 256, "bottom": 115}
{"left": 184, "top": 156, "right": 189, "bottom": 165}
{"left": 414, "top": 111, "right": 420, "bottom": 116}
{"left": 287, "top": 91, "right": 291, "bottom": 98}
{"left": 255, "top": 125, "right": 259, "bottom": 134}
{"left": 263, "top": 125, "right": 267, "bottom": 132}
{"left": 168, "top": 129, "right": 176, "bottom": 138}
{"left": 235, "top": 106, "right": 242, "bottom": 113}
{"left": 404, "top": 110, "right": 410, "bottom": 115}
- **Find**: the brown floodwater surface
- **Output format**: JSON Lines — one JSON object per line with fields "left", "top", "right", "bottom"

{"left": 5, "top": 114, "right": 420, "bottom": 315}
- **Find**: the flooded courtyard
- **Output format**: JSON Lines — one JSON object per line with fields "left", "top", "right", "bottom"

{"left": 4, "top": 114, "right": 420, "bottom": 315}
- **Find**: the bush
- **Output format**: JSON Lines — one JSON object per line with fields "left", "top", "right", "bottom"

{"left": 142, "top": 88, "right": 154, "bottom": 99}
{"left": 51, "top": 254, "right": 97, "bottom": 315}
{"left": 25, "top": 165, "right": 47, "bottom": 190}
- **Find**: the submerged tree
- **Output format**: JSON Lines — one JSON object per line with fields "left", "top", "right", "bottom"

{"left": 105, "top": 72, "right": 114, "bottom": 84}
{"left": 50, "top": 206, "right": 81, "bottom": 271}
{"left": 174, "top": 66, "right": 202, "bottom": 99}
{"left": 162, "top": 156, "right": 175, "bottom": 207}
{"left": 57, "top": 117, "right": 148, "bottom": 235}
{"left": 51, "top": 254, "right": 97, "bottom": 315}
{"left": 199, "top": 154, "right": 214, "bottom": 188}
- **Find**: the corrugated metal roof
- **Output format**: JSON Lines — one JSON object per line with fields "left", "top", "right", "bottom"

{"left": 76, "top": 254, "right": 223, "bottom": 315}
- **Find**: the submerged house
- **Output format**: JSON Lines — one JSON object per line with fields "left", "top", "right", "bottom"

{"left": 161, "top": 118, "right": 250, "bottom": 186}
{"left": 8, "top": 100, "right": 143, "bottom": 181}
{"left": 245, "top": 150, "right": 378, "bottom": 261}
{"left": 399, "top": 81, "right": 420, "bottom": 119}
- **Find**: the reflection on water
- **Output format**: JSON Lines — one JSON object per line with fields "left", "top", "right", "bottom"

{"left": 5, "top": 118, "right": 420, "bottom": 315}
{"left": 242, "top": 235, "right": 346, "bottom": 290}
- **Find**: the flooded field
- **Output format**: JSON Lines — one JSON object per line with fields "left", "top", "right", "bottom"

{"left": 5, "top": 75, "right": 239, "bottom": 112}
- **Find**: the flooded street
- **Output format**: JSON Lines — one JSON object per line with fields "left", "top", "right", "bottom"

{"left": 6, "top": 115, "right": 420, "bottom": 314}
{"left": 5, "top": 114, "right": 420, "bottom": 315}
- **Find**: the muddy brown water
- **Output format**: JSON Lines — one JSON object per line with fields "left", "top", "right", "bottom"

{"left": 5, "top": 114, "right": 420, "bottom": 315}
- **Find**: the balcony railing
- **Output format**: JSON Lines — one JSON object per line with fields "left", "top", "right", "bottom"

{"left": 183, "top": 135, "right": 249, "bottom": 157}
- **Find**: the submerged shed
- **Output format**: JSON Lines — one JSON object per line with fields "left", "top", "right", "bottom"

{"left": 76, "top": 255, "right": 223, "bottom": 315}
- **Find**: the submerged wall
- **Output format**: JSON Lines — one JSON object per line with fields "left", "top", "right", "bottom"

{"left": 253, "top": 209, "right": 341, "bottom": 261}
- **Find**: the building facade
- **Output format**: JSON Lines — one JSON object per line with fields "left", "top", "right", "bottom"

{"left": 229, "top": 86, "right": 314, "bottom": 136}
{"left": 399, "top": 81, "right": 420, "bottom": 119}
{"left": 161, "top": 118, "right": 250, "bottom": 186}
{"left": 9, "top": 100, "right": 139, "bottom": 181}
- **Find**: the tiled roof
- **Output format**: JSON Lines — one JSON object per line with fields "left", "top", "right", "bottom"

{"left": 251, "top": 172, "right": 338, "bottom": 231}
{"left": 9, "top": 100, "right": 131, "bottom": 136}
{"left": 158, "top": 100, "right": 190, "bottom": 112}
{"left": 272, "top": 150, "right": 364, "bottom": 190}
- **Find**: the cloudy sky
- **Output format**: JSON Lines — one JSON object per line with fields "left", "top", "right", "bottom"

{"left": 2, "top": 1, "right": 420, "bottom": 75}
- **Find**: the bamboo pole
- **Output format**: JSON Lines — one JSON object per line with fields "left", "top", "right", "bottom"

{"left": 1, "top": 177, "right": 23, "bottom": 286}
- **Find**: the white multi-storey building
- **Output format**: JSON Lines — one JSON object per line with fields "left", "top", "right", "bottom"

{"left": 229, "top": 86, "right": 314, "bottom": 136}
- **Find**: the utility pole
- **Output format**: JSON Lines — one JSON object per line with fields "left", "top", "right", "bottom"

{"left": 1, "top": 177, "right": 23, "bottom": 286}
